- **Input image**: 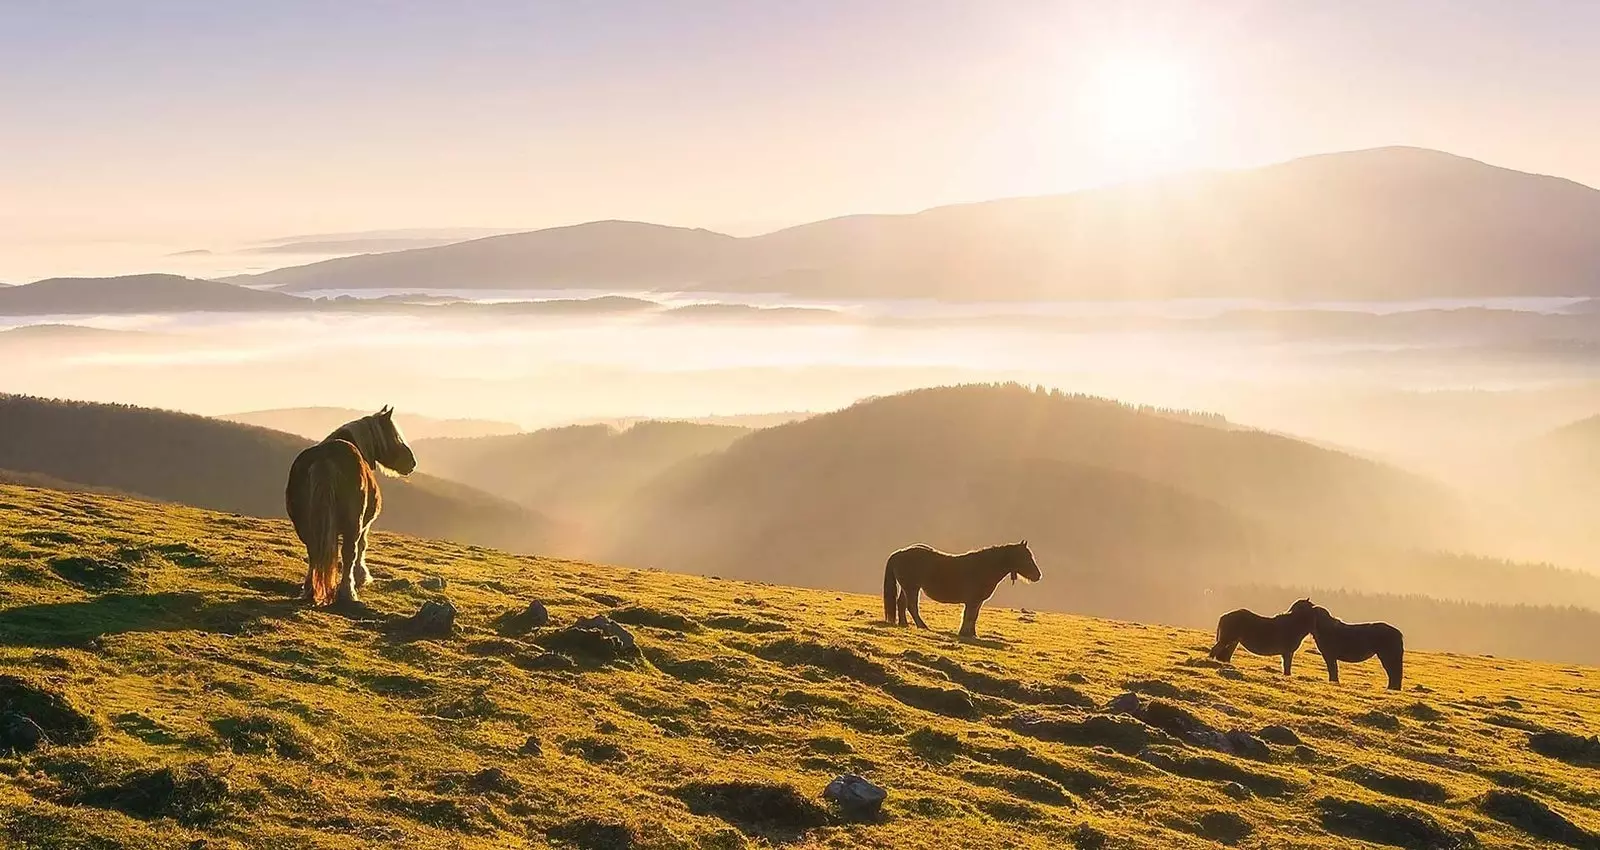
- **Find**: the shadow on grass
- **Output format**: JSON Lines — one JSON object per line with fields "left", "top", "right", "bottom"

{"left": 0, "top": 592, "right": 301, "bottom": 648}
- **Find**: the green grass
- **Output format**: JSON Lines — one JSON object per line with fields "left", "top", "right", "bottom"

{"left": 0, "top": 483, "right": 1597, "bottom": 849}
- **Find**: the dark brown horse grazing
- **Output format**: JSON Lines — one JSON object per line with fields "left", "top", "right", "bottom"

{"left": 1209, "top": 599, "right": 1316, "bottom": 675}
{"left": 1309, "top": 606, "right": 1405, "bottom": 690}
{"left": 883, "top": 541, "right": 1040, "bottom": 638}
{"left": 285, "top": 406, "right": 416, "bottom": 605}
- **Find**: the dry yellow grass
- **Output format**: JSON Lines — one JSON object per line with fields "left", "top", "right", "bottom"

{"left": 1, "top": 483, "right": 1597, "bottom": 849}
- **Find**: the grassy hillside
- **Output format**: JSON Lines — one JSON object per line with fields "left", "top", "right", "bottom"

{"left": 418, "top": 421, "right": 750, "bottom": 529}
{"left": 601, "top": 385, "right": 1508, "bottom": 588}
{"left": 1, "top": 484, "right": 1597, "bottom": 849}
{"left": 0, "top": 395, "right": 555, "bottom": 553}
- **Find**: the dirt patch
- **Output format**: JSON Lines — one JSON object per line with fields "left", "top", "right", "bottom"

{"left": 755, "top": 639, "right": 888, "bottom": 685}
{"left": 1528, "top": 730, "right": 1600, "bottom": 766}
{"left": 672, "top": 781, "right": 832, "bottom": 840}
{"left": 1333, "top": 763, "right": 1448, "bottom": 804}
{"left": 883, "top": 679, "right": 977, "bottom": 718}
{"left": 1008, "top": 710, "right": 1158, "bottom": 755}
{"left": 608, "top": 605, "right": 700, "bottom": 633}
{"left": 48, "top": 556, "right": 142, "bottom": 591}
{"left": 0, "top": 675, "right": 97, "bottom": 751}
{"left": 1139, "top": 746, "right": 1293, "bottom": 797}
{"left": 962, "top": 767, "right": 1072, "bottom": 806}
{"left": 905, "top": 726, "right": 962, "bottom": 763}
{"left": 210, "top": 712, "right": 321, "bottom": 761}
{"left": 546, "top": 817, "right": 636, "bottom": 849}
{"left": 704, "top": 614, "right": 789, "bottom": 634}
{"left": 1478, "top": 789, "right": 1598, "bottom": 848}
{"left": 1316, "top": 796, "right": 1470, "bottom": 849}
{"left": 61, "top": 760, "right": 233, "bottom": 825}
{"left": 900, "top": 650, "right": 1094, "bottom": 707}
{"left": 973, "top": 744, "right": 1110, "bottom": 798}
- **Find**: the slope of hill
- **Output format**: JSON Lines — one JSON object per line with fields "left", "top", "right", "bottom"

{"left": 236, "top": 147, "right": 1600, "bottom": 300}
{"left": 0, "top": 275, "right": 309, "bottom": 315}
{"left": 220, "top": 407, "right": 523, "bottom": 441}
{"left": 0, "top": 395, "right": 554, "bottom": 552}
{"left": 235, "top": 220, "right": 739, "bottom": 293}
{"left": 1, "top": 484, "right": 1596, "bottom": 849}
{"left": 417, "top": 421, "right": 750, "bottom": 529}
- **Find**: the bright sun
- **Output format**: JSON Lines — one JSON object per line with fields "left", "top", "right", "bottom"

{"left": 1080, "top": 52, "right": 1205, "bottom": 177}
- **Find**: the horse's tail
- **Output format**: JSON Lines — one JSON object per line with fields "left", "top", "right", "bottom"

{"left": 882, "top": 557, "right": 898, "bottom": 622}
{"left": 303, "top": 460, "right": 342, "bottom": 606}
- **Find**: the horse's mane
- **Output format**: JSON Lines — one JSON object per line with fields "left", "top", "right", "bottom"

{"left": 327, "top": 414, "right": 404, "bottom": 471}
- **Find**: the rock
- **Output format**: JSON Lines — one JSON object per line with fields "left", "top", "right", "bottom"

{"left": 536, "top": 616, "right": 640, "bottom": 663}
{"left": 1, "top": 713, "right": 47, "bottom": 753}
{"left": 519, "top": 736, "right": 543, "bottom": 756}
{"left": 823, "top": 774, "right": 886, "bottom": 818}
{"left": 1224, "top": 730, "right": 1272, "bottom": 761}
{"left": 503, "top": 601, "right": 549, "bottom": 633}
{"left": 572, "top": 615, "right": 636, "bottom": 651}
{"left": 405, "top": 599, "right": 457, "bottom": 637}
{"left": 468, "top": 767, "right": 521, "bottom": 796}
{"left": 1221, "top": 781, "right": 1252, "bottom": 800}
{"left": 1105, "top": 692, "right": 1143, "bottom": 717}
{"left": 516, "top": 651, "right": 578, "bottom": 672}
{"left": 420, "top": 576, "right": 447, "bottom": 591}
{"left": 1293, "top": 745, "right": 1318, "bottom": 763}
{"left": 1258, "top": 725, "right": 1303, "bottom": 745}
{"left": 1142, "top": 700, "right": 1226, "bottom": 750}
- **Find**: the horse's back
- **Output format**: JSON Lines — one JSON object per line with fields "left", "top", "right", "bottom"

{"left": 286, "top": 440, "right": 375, "bottom": 527}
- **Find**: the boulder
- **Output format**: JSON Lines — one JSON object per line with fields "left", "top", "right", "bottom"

{"left": 420, "top": 576, "right": 447, "bottom": 591}
{"left": 405, "top": 600, "right": 457, "bottom": 637}
{"left": 1105, "top": 692, "right": 1143, "bottom": 717}
{"left": 1225, "top": 730, "right": 1272, "bottom": 761}
{"left": 823, "top": 774, "right": 886, "bottom": 818}
{"left": 1258, "top": 725, "right": 1303, "bottom": 746}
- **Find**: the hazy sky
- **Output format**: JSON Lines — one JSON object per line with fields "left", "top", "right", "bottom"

{"left": 3, "top": 0, "right": 1599, "bottom": 277}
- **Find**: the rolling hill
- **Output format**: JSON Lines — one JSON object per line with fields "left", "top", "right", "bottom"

{"left": 0, "top": 395, "right": 555, "bottom": 552}
{"left": 0, "top": 275, "right": 310, "bottom": 315}
{"left": 236, "top": 147, "right": 1600, "bottom": 300}
{"left": 0, "top": 483, "right": 1596, "bottom": 849}
{"left": 416, "top": 421, "right": 752, "bottom": 532}
{"left": 220, "top": 407, "right": 523, "bottom": 441}
{"left": 597, "top": 384, "right": 1600, "bottom": 620}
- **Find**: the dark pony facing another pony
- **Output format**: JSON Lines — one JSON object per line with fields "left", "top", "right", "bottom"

{"left": 285, "top": 406, "right": 416, "bottom": 606}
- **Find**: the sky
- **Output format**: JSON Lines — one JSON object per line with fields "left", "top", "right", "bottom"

{"left": 3, "top": 0, "right": 1600, "bottom": 279}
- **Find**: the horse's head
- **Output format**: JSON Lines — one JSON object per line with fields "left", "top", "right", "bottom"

{"left": 1009, "top": 539, "right": 1042, "bottom": 583}
{"left": 1289, "top": 598, "right": 1315, "bottom": 618}
{"left": 371, "top": 405, "right": 417, "bottom": 475}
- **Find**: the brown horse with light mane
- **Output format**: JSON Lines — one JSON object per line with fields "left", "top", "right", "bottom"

{"left": 1309, "top": 605, "right": 1405, "bottom": 690}
{"left": 883, "top": 541, "right": 1041, "bottom": 638}
{"left": 285, "top": 406, "right": 416, "bottom": 605}
{"left": 1208, "top": 598, "right": 1316, "bottom": 675}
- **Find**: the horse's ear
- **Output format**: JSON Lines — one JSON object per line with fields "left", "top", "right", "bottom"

{"left": 380, "top": 405, "right": 394, "bottom": 418}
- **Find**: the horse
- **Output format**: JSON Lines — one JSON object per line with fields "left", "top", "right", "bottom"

{"left": 882, "top": 541, "right": 1040, "bottom": 638}
{"left": 1309, "top": 605, "right": 1404, "bottom": 690}
{"left": 1208, "top": 599, "right": 1316, "bottom": 675}
{"left": 285, "top": 406, "right": 416, "bottom": 606}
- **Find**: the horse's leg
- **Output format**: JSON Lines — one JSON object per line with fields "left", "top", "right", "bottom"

{"left": 896, "top": 591, "right": 909, "bottom": 626}
{"left": 1323, "top": 653, "right": 1339, "bottom": 683}
{"left": 353, "top": 524, "right": 373, "bottom": 588}
{"left": 1281, "top": 651, "right": 1293, "bottom": 676}
{"left": 1380, "top": 645, "right": 1404, "bottom": 691}
{"left": 959, "top": 601, "right": 980, "bottom": 638}
{"left": 906, "top": 586, "right": 929, "bottom": 629}
{"left": 336, "top": 531, "right": 359, "bottom": 603}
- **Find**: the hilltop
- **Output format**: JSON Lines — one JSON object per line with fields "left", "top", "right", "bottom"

{"left": 418, "top": 421, "right": 751, "bottom": 528}
{"left": 235, "top": 147, "right": 1600, "bottom": 300}
{"left": 221, "top": 408, "right": 523, "bottom": 442}
{"left": 0, "top": 484, "right": 1596, "bottom": 849}
{"left": 0, "top": 395, "right": 554, "bottom": 553}
{"left": 0, "top": 275, "right": 308, "bottom": 315}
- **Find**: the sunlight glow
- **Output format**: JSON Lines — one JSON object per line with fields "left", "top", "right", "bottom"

{"left": 1079, "top": 51, "right": 1208, "bottom": 178}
